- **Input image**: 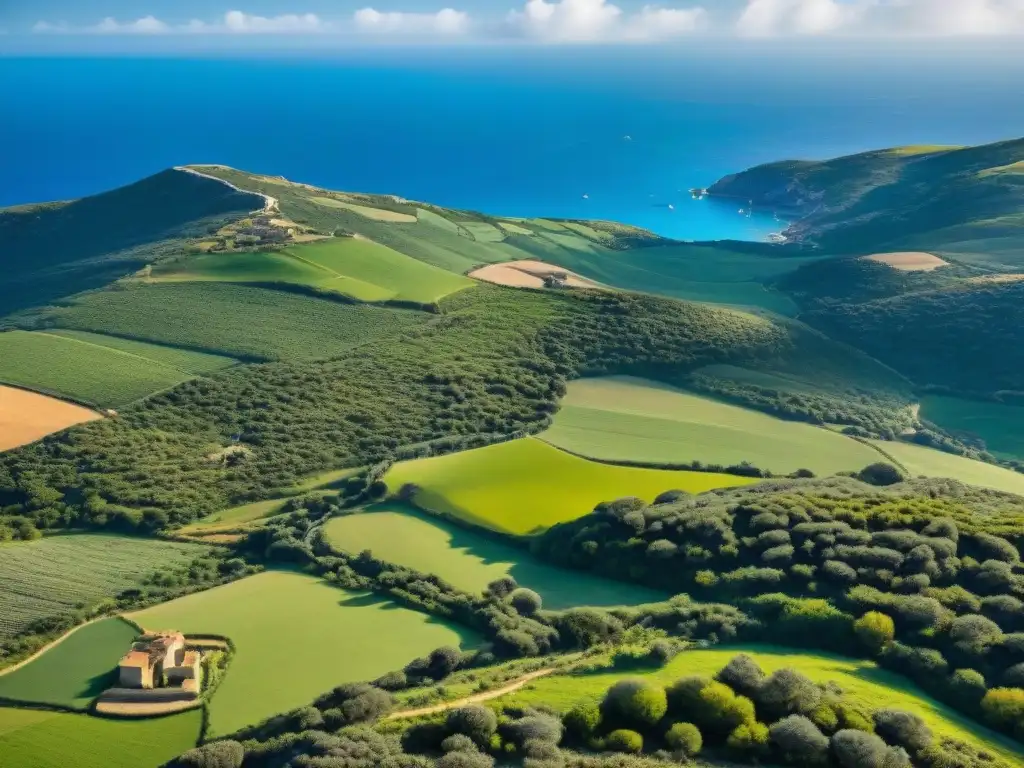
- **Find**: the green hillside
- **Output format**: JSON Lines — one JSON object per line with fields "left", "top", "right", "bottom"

{"left": 0, "top": 169, "right": 261, "bottom": 318}
{"left": 710, "top": 138, "right": 1024, "bottom": 262}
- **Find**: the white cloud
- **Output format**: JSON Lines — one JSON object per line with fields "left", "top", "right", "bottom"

{"left": 354, "top": 8, "right": 471, "bottom": 35}
{"left": 508, "top": 0, "right": 706, "bottom": 41}
{"left": 187, "top": 11, "right": 327, "bottom": 34}
{"left": 90, "top": 16, "right": 170, "bottom": 34}
{"left": 735, "top": 0, "right": 1024, "bottom": 36}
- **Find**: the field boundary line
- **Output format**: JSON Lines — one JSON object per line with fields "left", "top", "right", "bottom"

{"left": 0, "top": 616, "right": 109, "bottom": 678}
{"left": 386, "top": 668, "right": 555, "bottom": 720}
{"left": 33, "top": 331, "right": 193, "bottom": 376}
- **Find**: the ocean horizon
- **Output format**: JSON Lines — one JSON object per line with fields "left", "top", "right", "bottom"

{"left": 3, "top": 50, "right": 1024, "bottom": 242}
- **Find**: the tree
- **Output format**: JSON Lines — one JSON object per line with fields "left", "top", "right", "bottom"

{"left": 949, "top": 614, "right": 1004, "bottom": 655}
{"left": 726, "top": 720, "right": 770, "bottom": 755}
{"left": 831, "top": 729, "right": 908, "bottom": 768}
{"left": 665, "top": 722, "right": 702, "bottom": 757}
{"left": 437, "top": 751, "right": 494, "bottom": 768}
{"left": 509, "top": 588, "right": 543, "bottom": 617}
{"left": 603, "top": 729, "right": 643, "bottom": 754}
{"left": 696, "top": 680, "right": 756, "bottom": 736}
{"left": 756, "top": 668, "right": 822, "bottom": 721}
{"left": 169, "top": 741, "right": 244, "bottom": 768}
{"left": 485, "top": 576, "right": 518, "bottom": 599}
{"left": 769, "top": 715, "right": 830, "bottom": 765}
{"left": 872, "top": 709, "right": 933, "bottom": 752}
{"left": 600, "top": 679, "right": 667, "bottom": 729}
{"left": 428, "top": 646, "right": 463, "bottom": 679}
{"left": 446, "top": 705, "right": 498, "bottom": 746}
{"left": 857, "top": 463, "right": 905, "bottom": 487}
{"left": 505, "top": 713, "right": 563, "bottom": 748}
{"left": 854, "top": 611, "right": 895, "bottom": 654}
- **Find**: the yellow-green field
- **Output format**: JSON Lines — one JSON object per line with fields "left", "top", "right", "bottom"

{"left": 128, "top": 569, "right": 478, "bottom": 736}
{"left": 382, "top": 437, "right": 757, "bottom": 535}
{"left": 540, "top": 377, "right": 883, "bottom": 477}
{"left": 921, "top": 395, "right": 1024, "bottom": 461}
{"left": 324, "top": 503, "right": 664, "bottom": 609}
{"left": 309, "top": 196, "right": 417, "bottom": 222}
{"left": 149, "top": 238, "right": 472, "bottom": 304}
{"left": 177, "top": 498, "right": 288, "bottom": 534}
{"left": 501, "top": 645, "right": 1023, "bottom": 763}
{"left": 869, "top": 439, "right": 1024, "bottom": 496}
{"left": 0, "top": 618, "right": 136, "bottom": 709}
{"left": 0, "top": 705, "right": 201, "bottom": 768}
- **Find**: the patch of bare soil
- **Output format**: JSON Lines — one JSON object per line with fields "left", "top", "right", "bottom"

{"left": 862, "top": 252, "right": 948, "bottom": 272}
{"left": 0, "top": 385, "right": 101, "bottom": 452}
{"left": 469, "top": 260, "right": 603, "bottom": 290}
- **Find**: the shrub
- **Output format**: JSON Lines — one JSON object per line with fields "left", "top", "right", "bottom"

{"left": 810, "top": 704, "right": 839, "bottom": 733}
{"left": 600, "top": 679, "right": 668, "bottom": 729}
{"left": 429, "top": 646, "right": 464, "bottom": 679}
{"left": 442, "top": 734, "right": 479, "bottom": 753}
{"left": 831, "top": 729, "right": 907, "bottom": 768}
{"left": 603, "top": 729, "right": 643, "bottom": 754}
{"left": 564, "top": 699, "right": 602, "bottom": 740}
{"left": 854, "top": 611, "right": 895, "bottom": 654}
{"left": 169, "top": 741, "right": 244, "bottom": 768}
{"left": 666, "top": 675, "right": 709, "bottom": 717}
{"left": 769, "top": 715, "right": 830, "bottom": 765}
{"left": 506, "top": 713, "right": 563, "bottom": 748}
{"left": 697, "top": 680, "right": 756, "bottom": 735}
{"left": 554, "top": 608, "right": 624, "bottom": 649}
{"left": 1003, "top": 662, "right": 1024, "bottom": 688}
{"left": 437, "top": 751, "right": 495, "bottom": 768}
{"left": 857, "top": 463, "right": 904, "bottom": 486}
{"left": 980, "top": 688, "right": 1024, "bottom": 735}
{"left": 447, "top": 705, "right": 498, "bottom": 746}
{"left": 726, "top": 720, "right": 770, "bottom": 754}
{"left": 665, "top": 722, "right": 702, "bottom": 756}
{"left": 949, "top": 669, "right": 988, "bottom": 706}
{"left": 949, "top": 614, "right": 1004, "bottom": 655}
{"left": 755, "top": 668, "right": 822, "bottom": 721}
{"left": 486, "top": 576, "right": 518, "bottom": 599}
{"left": 872, "top": 708, "right": 933, "bottom": 752}
{"left": 716, "top": 654, "right": 765, "bottom": 698}
{"left": 509, "top": 588, "right": 543, "bottom": 617}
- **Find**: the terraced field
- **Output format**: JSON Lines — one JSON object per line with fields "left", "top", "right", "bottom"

{"left": 128, "top": 569, "right": 479, "bottom": 736}
{"left": 324, "top": 503, "right": 665, "bottom": 608}
{"left": 36, "top": 283, "right": 428, "bottom": 362}
{"left": 501, "top": 645, "right": 1024, "bottom": 764}
{"left": 0, "top": 618, "right": 136, "bottom": 708}
{"left": 869, "top": 439, "right": 1024, "bottom": 496}
{"left": 0, "top": 705, "right": 201, "bottom": 768}
{"left": 382, "top": 437, "right": 757, "bottom": 535}
{"left": 921, "top": 395, "right": 1024, "bottom": 461}
{"left": 540, "top": 376, "right": 883, "bottom": 477}
{"left": 0, "top": 535, "right": 207, "bottom": 640}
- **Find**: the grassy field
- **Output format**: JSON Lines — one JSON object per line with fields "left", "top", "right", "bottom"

{"left": 921, "top": 395, "right": 1024, "bottom": 461}
{"left": 44, "top": 330, "right": 239, "bottom": 374}
{"left": 0, "top": 535, "right": 206, "bottom": 640}
{"left": 382, "top": 437, "right": 757, "bottom": 535}
{"left": 0, "top": 330, "right": 200, "bottom": 407}
{"left": 0, "top": 705, "right": 201, "bottom": 768}
{"left": 176, "top": 498, "right": 288, "bottom": 534}
{"left": 501, "top": 644, "right": 1024, "bottom": 763}
{"left": 324, "top": 503, "right": 665, "bottom": 609}
{"left": 149, "top": 238, "right": 472, "bottom": 304}
{"left": 540, "top": 376, "right": 883, "bottom": 477}
{"left": 36, "top": 283, "right": 429, "bottom": 362}
{"left": 0, "top": 618, "right": 135, "bottom": 708}
{"left": 128, "top": 569, "right": 479, "bottom": 736}
{"left": 869, "top": 439, "right": 1024, "bottom": 496}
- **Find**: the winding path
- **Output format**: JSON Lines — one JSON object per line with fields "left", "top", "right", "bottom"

{"left": 386, "top": 668, "right": 554, "bottom": 720}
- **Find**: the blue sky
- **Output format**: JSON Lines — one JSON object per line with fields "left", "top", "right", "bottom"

{"left": 2, "top": 1, "right": 1024, "bottom": 51}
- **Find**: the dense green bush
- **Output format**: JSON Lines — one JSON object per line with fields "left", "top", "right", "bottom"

{"left": 603, "top": 729, "right": 643, "bottom": 754}
{"left": 664, "top": 722, "right": 702, "bottom": 756}
{"left": 600, "top": 679, "right": 668, "bottom": 729}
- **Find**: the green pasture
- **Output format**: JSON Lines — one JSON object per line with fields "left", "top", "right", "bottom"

{"left": 0, "top": 705, "right": 201, "bottom": 768}
{"left": 128, "top": 569, "right": 479, "bottom": 736}
{"left": 921, "top": 395, "right": 1024, "bottom": 461}
{"left": 281, "top": 238, "right": 473, "bottom": 303}
{"left": 283, "top": 466, "right": 362, "bottom": 493}
{"left": 149, "top": 249, "right": 346, "bottom": 288}
{"left": 324, "top": 503, "right": 664, "bottom": 609}
{"left": 0, "top": 534, "right": 207, "bottom": 640}
{"left": 540, "top": 376, "right": 882, "bottom": 477}
{"left": 0, "top": 330, "right": 196, "bottom": 407}
{"left": 177, "top": 498, "right": 288, "bottom": 534}
{"left": 0, "top": 618, "right": 135, "bottom": 708}
{"left": 460, "top": 221, "right": 507, "bottom": 243}
{"left": 501, "top": 644, "right": 1024, "bottom": 763}
{"left": 869, "top": 439, "right": 1024, "bottom": 496}
{"left": 38, "top": 283, "right": 428, "bottom": 362}
{"left": 382, "top": 437, "right": 757, "bottom": 535}
{"left": 44, "top": 329, "right": 239, "bottom": 374}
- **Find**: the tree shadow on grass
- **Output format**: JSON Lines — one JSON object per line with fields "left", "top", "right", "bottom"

{"left": 337, "top": 592, "right": 403, "bottom": 610}
{"left": 363, "top": 502, "right": 666, "bottom": 611}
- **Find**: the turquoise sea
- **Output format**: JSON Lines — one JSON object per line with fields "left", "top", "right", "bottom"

{"left": 2, "top": 49, "right": 1023, "bottom": 241}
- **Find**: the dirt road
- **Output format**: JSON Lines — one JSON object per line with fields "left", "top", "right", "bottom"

{"left": 386, "top": 668, "right": 555, "bottom": 720}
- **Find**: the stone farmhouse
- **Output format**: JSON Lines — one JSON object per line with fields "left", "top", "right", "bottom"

{"left": 118, "top": 631, "right": 200, "bottom": 693}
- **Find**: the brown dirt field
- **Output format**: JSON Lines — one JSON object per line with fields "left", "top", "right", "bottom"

{"left": 862, "top": 251, "right": 948, "bottom": 272}
{"left": 0, "top": 385, "right": 102, "bottom": 452}
{"left": 967, "top": 273, "right": 1024, "bottom": 284}
{"left": 469, "top": 260, "right": 603, "bottom": 290}
{"left": 95, "top": 698, "right": 201, "bottom": 717}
